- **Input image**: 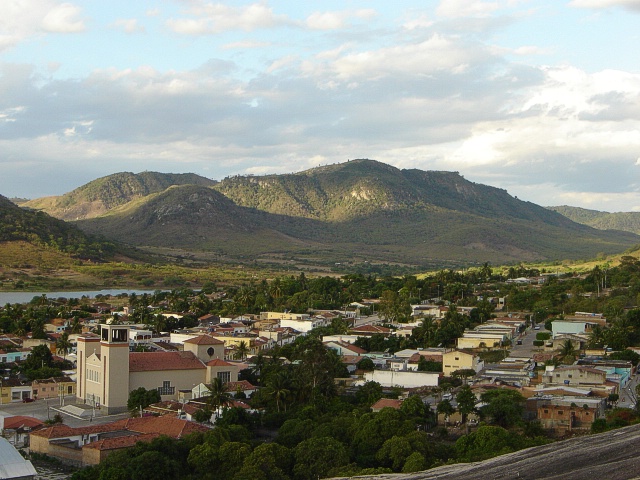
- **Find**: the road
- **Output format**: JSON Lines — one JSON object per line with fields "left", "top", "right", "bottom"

{"left": 0, "top": 396, "right": 130, "bottom": 428}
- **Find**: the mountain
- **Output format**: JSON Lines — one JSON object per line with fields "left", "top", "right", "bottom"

{"left": 0, "top": 194, "right": 116, "bottom": 260}
{"left": 548, "top": 205, "right": 640, "bottom": 235}
{"left": 71, "top": 160, "right": 640, "bottom": 267}
{"left": 23, "top": 171, "right": 216, "bottom": 221}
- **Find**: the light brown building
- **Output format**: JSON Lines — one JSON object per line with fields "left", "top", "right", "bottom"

{"left": 76, "top": 325, "right": 227, "bottom": 413}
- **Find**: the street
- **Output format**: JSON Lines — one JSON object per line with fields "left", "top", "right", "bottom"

{"left": 0, "top": 396, "right": 130, "bottom": 428}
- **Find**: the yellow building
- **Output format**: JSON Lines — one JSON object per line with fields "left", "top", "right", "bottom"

{"left": 76, "top": 326, "right": 227, "bottom": 414}
{"left": 442, "top": 349, "right": 484, "bottom": 377}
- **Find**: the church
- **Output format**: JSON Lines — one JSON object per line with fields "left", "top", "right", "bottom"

{"left": 76, "top": 324, "right": 239, "bottom": 413}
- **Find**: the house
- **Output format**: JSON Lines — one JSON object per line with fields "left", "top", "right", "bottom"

{"left": 31, "top": 377, "right": 76, "bottom": 400}
{"left": 323, "top": 340, "right": 366, "bottom": 357}
{"left": 456, "top": 331, "right": 507, "bottom": 349}
{"left": 361, "top": 370, "right": 439, "bottom": 389}
{"left": 350, "top": 325, "right": 393, "bottom": 337}
{"left": 0, "top": 415, "right": 44, "bottom": 447}
{"left": 536, "top": 397, "right": 607, "bottom": 434}
{"left": 551, "top": 320, "right": 597, "bottom": 339}
{"left": 0, "top": 378, "right": 32, "bottom": 403}
{"left": 442, "top": 350, "right": 484, "bottom": 377}
{"left": 371, "top": 398, "right": 403, "bottom": 412}
{"left": 30, "top": 415, "right": 210, "bottom": 466}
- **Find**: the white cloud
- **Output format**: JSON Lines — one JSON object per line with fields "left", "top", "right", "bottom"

{"left": 305, "top": 9, "right": 377, "bottom": 30}
{"left": 314, "top": 34, "right": 492, "bottom": 81}
{"left": 436, "top": 0, "right": 501, "bottom": 18}
{"left": 0, "top": 1, "right": 85, "bottom": 51}
{"left": 166, "top": 2, "right": 292, "bottom": 34}
{"left": 111, "top": 18, "right": 145, "bottom": 34}
{"left": 569, "top": 0, "right": 640, "bottom": 11}
{"left": 42, "top": 3, "right": 85, "bottom": 33}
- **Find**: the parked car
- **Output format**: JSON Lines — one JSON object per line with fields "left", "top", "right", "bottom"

{"left": 22, "top": 397, "right": 34, "bottom": 403}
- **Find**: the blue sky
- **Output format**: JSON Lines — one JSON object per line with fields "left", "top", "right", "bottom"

{"left": 1, "top": 0, "right": 639, "bottom": 212}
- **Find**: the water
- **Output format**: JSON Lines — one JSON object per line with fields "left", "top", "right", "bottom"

{"left": 0, "top": 289, "right": 160, "bottom": 305}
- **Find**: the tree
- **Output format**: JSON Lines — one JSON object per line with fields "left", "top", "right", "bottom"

{"left": 378, "top": 290, "right": 411, "bottom": 323}
{"left": 265, "top": 371, "right": 291, "bottom": 413}
{"left": 436, "top": 399, "right": 455, "bottom": 425}
{"left": 402, "top": 452, "right": 428, "bottom": 473}
{"left": 293, "top": 436, "right": 349, "bottom": 480}
{"left": 127, "top": 387, "right": 161, "bottom": 414}
{"left": 559, "top": 339, "right": 577, "bottom": 364}
{"left": 206, "top": 377, "right": 231, "bottom": 416}
{"left": 357, "top": 357, "right": 375, "bottom": 371}
{"left": 235, "top": 340, "right": 250, "bottom": 361}
{"left": 456, "top": 385, "right": 477, "bottom": 433}
{"left": 479, "top": 389, "right": 525, "bottom": 428}
{"left": 355, "top": 381, "right": 383, "bottom": 406}
{"left": 56, "top": 332, "right": 72, "bottom": 361}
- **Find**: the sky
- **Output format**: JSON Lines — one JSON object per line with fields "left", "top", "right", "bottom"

{"left": 1, "top": 0, "right": 639, "bottom": 212}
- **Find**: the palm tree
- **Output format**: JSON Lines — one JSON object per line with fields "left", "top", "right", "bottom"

{"left": 560, "top": 339, "right": 577, "bottom": 364}
{"left": 235, "top": 340, "right": 250, "bottom": 361}
{"left": 266, "top": 372, "right": 291, "bottom": 413}
{"left": 56, "top": 332, "right": 72, "bottom": 361}
{"left": 206, "top": 377, "right": 232, "bottom": 416}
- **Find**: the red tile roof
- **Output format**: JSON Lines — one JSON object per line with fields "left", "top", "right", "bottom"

{"left": 206, "top": 358, "right": 234, "bottom": 367}
{"left": 129, "top": 351, "right": 205, "bottom": 372}
{"left": 225, "top": 380, "right": 256, "bottom": 392}
{"left": 32, "top": 415, "right": 209, "bottom": 441}
{"left": 371, "top": 398, "right": 403, "bottom": 410}
{"left": 2, "top": 416, "right": 45, "bottom": 430}
{"left": 183, "top": 335, "right": 224, "bottom": 345}
{"left": 83, "top": 433, "right": 159, "bottom": 451}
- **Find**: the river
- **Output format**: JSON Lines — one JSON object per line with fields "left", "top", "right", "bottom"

{"left": 0, "top": 289, "right": 161, "bottom": 305}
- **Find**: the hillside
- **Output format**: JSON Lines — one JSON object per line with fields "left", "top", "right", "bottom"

{"left": 24, "top": 171, "right": 216, "bottom": 221}
{"left": 0, "top": 194, "right": 116, "bottom": 261}
{"left": 549, "top": 205, "right": 640, "bottom": 235}
{"left": 330, "top": 423, "right": 640, "bottom": 480}
{"left": 72, "top": 160, "right": 640, "bottom": 267}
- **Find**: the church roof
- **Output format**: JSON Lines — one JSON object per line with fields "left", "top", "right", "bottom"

{"left": 129, "top": 351, "right": 205, "bottom": 372}
{"left": 206, "top": 358, "right": 234, "bottom": 367}
{"left": 183, "top": 334, "right": 224, "bottom": 345}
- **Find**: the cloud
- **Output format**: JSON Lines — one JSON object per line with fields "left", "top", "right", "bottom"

{"left": 569, "top": 0, "right": 640, "bottom": 11}
{"left": 436, "top": 0, "right": 501, "bottom": 18}
{"left": 0, "top": 1, "right": 85, "bottom": 51}
{"left": 111, "top": 18, "right": 145, "bottom": 34}
{"left": 42, "top": 2, "right": 85, "bottom": 33}
{"left": 305, "top": 9, "right": 377, "bottom": 30}
{"left": 166, "top": 2, "right": 292, "bottom": 34}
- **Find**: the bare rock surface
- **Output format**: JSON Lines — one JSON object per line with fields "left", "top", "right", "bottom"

{"left": 333, "top": 424, "right": 640, "bottom": 480}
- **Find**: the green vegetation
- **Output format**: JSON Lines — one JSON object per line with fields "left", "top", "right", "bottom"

{"left": 549, "top": 205, "right": 640, "bottom": 235}
{"left": 15, "top": 160, "right": 638, "bottom": 271}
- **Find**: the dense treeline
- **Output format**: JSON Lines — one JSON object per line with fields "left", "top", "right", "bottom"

{"left": 71, "top": 332, "right": 551, "bottom": 480}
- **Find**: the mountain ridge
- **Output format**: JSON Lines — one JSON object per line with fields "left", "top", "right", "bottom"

{"left": 59, "top": 160, "right": 640, "bottom": 267}
{"left": 23, "top": 171, "right": 216, "bottom": 221}
{"left": 548, "top": 205, "right": 640, "bottom": 235}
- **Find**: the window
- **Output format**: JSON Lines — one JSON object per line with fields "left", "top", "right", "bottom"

{"left": 543, "top": 409, "right": 548, "bottom": 414}
{"left": 157, "top": 381, "right": 175, "bottom": 396}
{"left": 556, "top": 374, "right": 560, "bottom": 377}
{"left": 558, "top": 410, "right": 564, "bottom": 415}
{"left": 568, "top": 374, "right": 573, "bottom": 378}
{"left": 217, "top": 371, "right": 231, "bottom": 383}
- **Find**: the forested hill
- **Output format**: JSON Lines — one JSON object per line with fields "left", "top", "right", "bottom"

{"left": 0, "top": 194, "right": 115, "bottom": 260}
{"left": 548, "top": 205, "right": 640, "bottom": 235}
{"left": 71, "top": 160, "right": 640, "bottom": 266}
{"left": 214, "top": 159, "right": 572, "bottom": 224}
{"left": 24, "top": 171, "right": 216, "bottom": 221}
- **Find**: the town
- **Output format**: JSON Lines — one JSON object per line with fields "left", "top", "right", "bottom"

{"left": 1, "top": 259, "right": 640, "bottom": 479}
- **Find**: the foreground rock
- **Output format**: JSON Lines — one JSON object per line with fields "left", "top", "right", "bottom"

{"left": 333, "top": 423, "right": 640, "bottom": 480}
